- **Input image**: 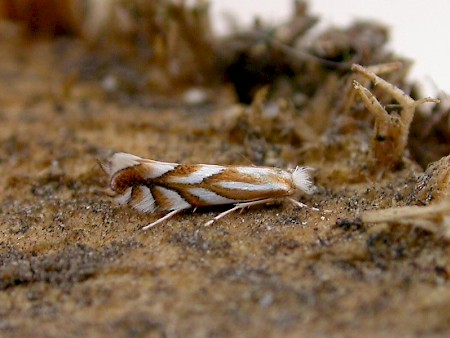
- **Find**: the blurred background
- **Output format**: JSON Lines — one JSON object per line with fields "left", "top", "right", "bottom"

{"left": 212, "top": 0, "right": 450, "bottom": 97}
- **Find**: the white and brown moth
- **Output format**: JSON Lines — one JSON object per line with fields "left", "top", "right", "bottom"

{"left": 103, "top": 152, "right": 316, "bottom": 230}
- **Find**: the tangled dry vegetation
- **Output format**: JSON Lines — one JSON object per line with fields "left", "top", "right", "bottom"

{"left": 0, "top": 1, "right": 450, "bottom": 337}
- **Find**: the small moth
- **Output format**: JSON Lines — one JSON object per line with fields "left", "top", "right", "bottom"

{"left": 103, "top": 152, "right": 316, "bottom": 230}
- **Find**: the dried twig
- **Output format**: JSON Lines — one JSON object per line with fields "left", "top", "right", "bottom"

{"left": 351, "top": 63, "right": 440, "bottom": 169}
{"left": 362, "top": 201, "right": 450, "bottom": 240}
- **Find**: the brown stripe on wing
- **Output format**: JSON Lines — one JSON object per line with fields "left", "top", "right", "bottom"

{"left": 110, "top": 164, "right": 149, "bottom": 194}
{"left": 153, "top": 164, "right": 202, "bottom": 183}
{"left": 153, "top": 166, "right": 246, "bottom": 204}
{"left": 204, "top": 167, "right": 294, "bottom": 185}
{"left": 129, "top": 185, "right": 145, "bottom": 208}
{"left": 203, "top": 167, "right": 294, "bottom": 201}
{"left": 202, "top": 167, "right": 259, "bottom": 184}
{"left": 151, "top": 186, "right": 173, "bottom": 211}
{"left": 154, "top": 182, "right": 229, "bottom": 207}
{"left": 170, "top": 187, "right": 219, "bottom": 207}
{"left": 150, "top": 185, "right": 192, "bottom": 211}
{"left": 207, "top": 183, "right": 289, "bottom": 201}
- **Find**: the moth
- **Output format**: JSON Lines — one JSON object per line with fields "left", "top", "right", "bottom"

{"left": 103, "top": 152, "right": 316, "bottom": 230}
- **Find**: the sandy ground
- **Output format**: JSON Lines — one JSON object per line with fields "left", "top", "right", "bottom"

{"left": 0, "top": 26, "right": 450, "bottom": 338}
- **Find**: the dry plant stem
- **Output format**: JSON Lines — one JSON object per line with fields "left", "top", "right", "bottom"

{"left": 168, "top": 2, "right": 216, "bottom": 80}
{"left": 351, "top": 63, "right": 440, "bottom": 168}
{"left": 365, "top": 62, "right": 403, "bottom": 75}
{"left": 337, "top": 62, "right": 402, "bottom": 117}
{"left": 362, "top": 203, "right": 449, "bottom": 222}
{"left": 362, "top": 201, "right": 450, "bottom": 239}
{"left": 352, "top": 81, "right": 389, "bottom": 123}
{"left": 353, "top": 63, "right": 439, "bottom": 127}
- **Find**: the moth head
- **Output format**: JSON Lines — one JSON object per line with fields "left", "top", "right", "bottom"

{"left": 99, "top": 152, "right": 145, "bottom": 194}
{"left": 101, "top": 152, "right": 142, "bottom": 177}
{"left": 292, "top": 166, "right": 315, "bottom": 194}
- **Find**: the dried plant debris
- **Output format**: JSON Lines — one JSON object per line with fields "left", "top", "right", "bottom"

{"left": 0, "top": 0, "right": 410, "bottom": 103}
{"left": 410, "top": 95, "right": 450, "bottom": 167}
{"left": 218, "top": 1, "right": 318, "bottom": 103}
{"left": 362, "top": 154, "right": 450, "bottom": 240}
{"left": 223, "top": 87, "right": 302, "bottom": 165}
{"left": 221, "top": 62, "right": 440, "bottom": 180}
{"left": 408, "top": 154, "right": 450, "bottom": 205}
{"left": 352, "top": 63, "right": 439, "bottom": 170}
{"left": 310, "top": 21, "right": 389, "bottom": 66}
{"left": 362, "top": 201, "right": 450, "bottom": 241}
{"left": 0, "top": 0, "right": 217, "bottom": 92}
{"left": 219, "top": 12, "right": 405, "bottom": 105}
{"left": 0, "top": 0, "right": 82, "bottom": 35}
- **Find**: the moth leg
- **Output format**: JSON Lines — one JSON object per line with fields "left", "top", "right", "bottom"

{"left": 288, "top": 198, "right": 333, "bottom": 213}
{"left": 204, "top": 198, "right": 277, "bottom": 227}
{"left": 142, "top": 209, "right": 184, "bottom": 230}
{"left": 287, "top": 198, "right": 320, "bottom": 211}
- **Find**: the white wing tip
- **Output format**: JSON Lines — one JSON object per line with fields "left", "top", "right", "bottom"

{"left": 105, "top": 152, "right": 142, "bottom": 176}
{"left": 292, "top": 166, "right": 315, "bottom": 194}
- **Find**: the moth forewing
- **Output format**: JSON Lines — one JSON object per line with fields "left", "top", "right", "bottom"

{"left": 104, "top": 152, "right": 315, "bottom": 229}
{"left": 202, "top": 166, "right": 295, "bottom": 202}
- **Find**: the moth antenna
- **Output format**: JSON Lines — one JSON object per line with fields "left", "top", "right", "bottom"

{"left": 98, "top": 158, "right": 110, "bottom": 175}
{"left": 292, "top": 167, "right": 315, "bottom": 194}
